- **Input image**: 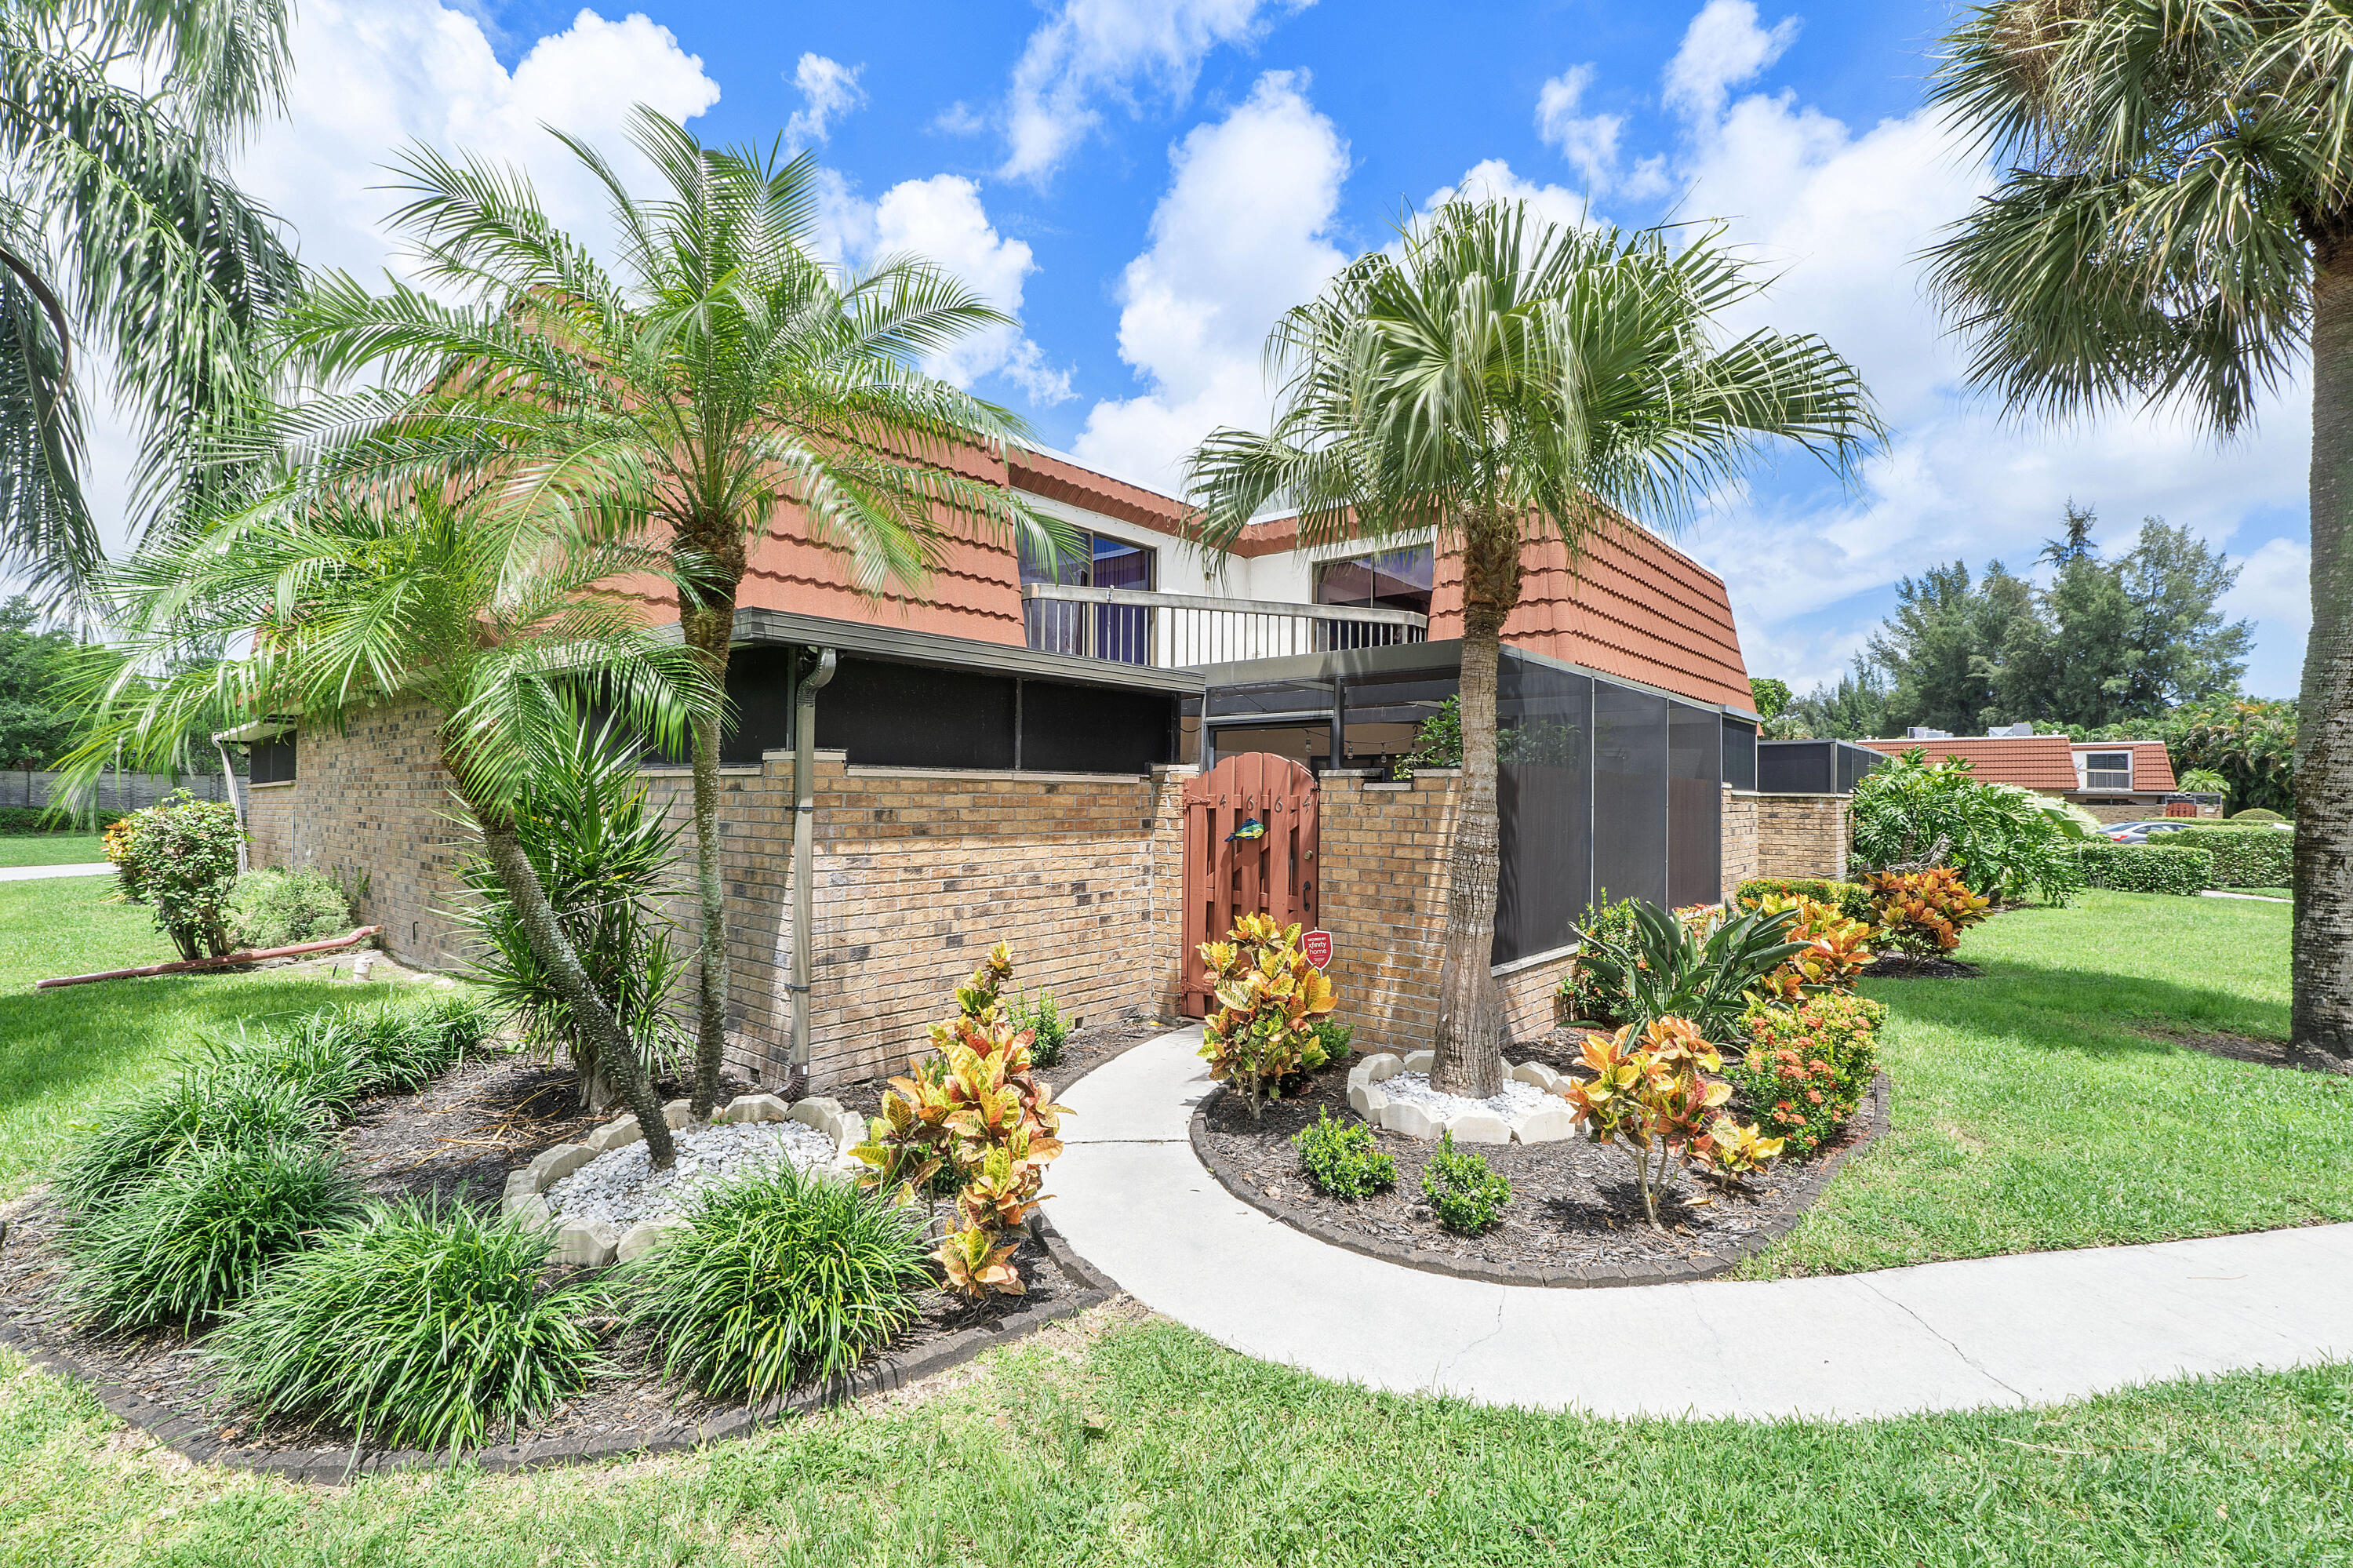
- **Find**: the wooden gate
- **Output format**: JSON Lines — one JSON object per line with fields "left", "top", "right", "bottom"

{"left": 1180, "top": 753, "right": 1320, "bottom": 1017}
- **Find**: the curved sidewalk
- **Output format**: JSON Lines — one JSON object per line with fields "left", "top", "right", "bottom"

{"left": 1042, "top": 1026, "right": 2353, "bottom": 1420}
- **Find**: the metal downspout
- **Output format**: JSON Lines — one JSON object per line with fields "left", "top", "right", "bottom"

{"left": 789, "top": 647, "right": 837, "bottom": 1090}
{"left": 211, "top": 733, "right": 249, "bottom": 874}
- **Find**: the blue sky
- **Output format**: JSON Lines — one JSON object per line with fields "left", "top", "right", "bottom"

{"left": 77, "top": 0, "right": 2315, "bottom": 701}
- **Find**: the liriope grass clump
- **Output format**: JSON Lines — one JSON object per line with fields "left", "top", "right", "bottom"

{"left": 342, "top": 988, "right": 496, "bottom": 1096}
{"left": 55, "top": 1069, "right": 328, "bottom": 1220}
{"left": 622, "top": 1164, "right": 930, "bottom": 1400}
{"left": 184, "top": 1018, "right": 368, "bottom": 1123}
{"left": 209, "top": 1203, "right": 605, "bottom": 1453}
{"left": 65, "top": 1139, "right": 362, "bottom": 1331}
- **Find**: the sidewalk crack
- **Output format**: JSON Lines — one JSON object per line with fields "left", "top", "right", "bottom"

{"left": 1862, "top": 1282, "right": 2028, "bottom": 1402}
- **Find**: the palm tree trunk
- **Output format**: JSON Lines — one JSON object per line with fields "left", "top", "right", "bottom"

{"left": 682, "top": 591, "right": 736, "bottom": 1119}
{"left": 1430, "top": 510, "right": 1522, "bottom": 1099}
{"left": 472, "top": 809, "right": 679, "bottom": 1168}
{"left": 2294, "top": 240, "right": 2353, "bottom": 1063}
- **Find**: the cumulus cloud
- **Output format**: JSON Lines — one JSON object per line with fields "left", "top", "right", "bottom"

{"left": 1417, "top": 158, "right": 1594, "bottom": 235}
{"left": 1664, "top": 0, "right": 1800, "bottom": 122}
{"left": 1071, "top": 70, "right": 1349, "bottom": 489}
{"left": 784, "top": 53, "right": 866, "bottom": 147}
{"left": 2220, "top": 536, "right": 2311, "bottom": 697}
{"left": 998, "top": 0, "right": 1311, "bottom": 183}
{"left": 1535, "top": 65, "right": 1620, "bottom": 191}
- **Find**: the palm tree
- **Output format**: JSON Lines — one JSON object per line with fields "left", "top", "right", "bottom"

{"left": 1185, "top": 202, "right": 1877, "bottom": 1098}
{"left": 64, "top": 477, "right": 715, "bottom": 1167}
{"left": 278, "top": 108, "right": 1068, "bottom": 1118}
{"left": 1925, "top": 2, "right": 2351, "bottom": 1060}
{"left": 1, "top": 0, "right": 300, "bottom": 608}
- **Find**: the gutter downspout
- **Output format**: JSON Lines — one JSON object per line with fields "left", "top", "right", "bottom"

{"left": 788, "top": 647, "right": 836, "bottom": 1093}
{"left": 210, "top": 731, "right": 249, "bottom": 874}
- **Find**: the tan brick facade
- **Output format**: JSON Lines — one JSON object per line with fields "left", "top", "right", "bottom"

{"left": 1719, "top": 787, "right": 1761, "bottom": 897}
{"left": 1741, "top": 791, "right": 1851, "bottom": 881}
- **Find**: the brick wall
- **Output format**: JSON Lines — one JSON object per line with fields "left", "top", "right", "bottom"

{"left": 1744, "top": 792, "right": 1850, "bottom": 880}
{"left": 1719, "top": 786, "right": 1760, "bottom": 898}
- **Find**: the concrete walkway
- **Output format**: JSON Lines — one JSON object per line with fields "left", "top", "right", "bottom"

{"left": 1042, "top": 1026, "right": 2353, "bottom": 1421}
{"left": 0, "top": 862, "right": 112, "bottom": 882}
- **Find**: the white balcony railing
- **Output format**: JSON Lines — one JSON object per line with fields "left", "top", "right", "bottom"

{"left": 1021, "top": 583, "right": 1427, "bottom": 668}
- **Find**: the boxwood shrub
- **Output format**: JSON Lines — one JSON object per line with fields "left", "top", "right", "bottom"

{"left": 1734, "top": 877, "right": 1877, "bottom": 926}
{"left": 2078, "top": 841, "right": 2214, "bottom": 896}
{"left": 2154, "top": 826, "right": 2293, "bottom": 889}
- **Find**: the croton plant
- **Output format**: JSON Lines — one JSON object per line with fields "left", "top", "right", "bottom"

{"left": 1555, "top": 1016, "right": 1785, "bottom": 1228}
{"left": 1865, "top": 868, "right": 1991, "bottom": 956}
{"left": 1195, "top": 913, "right": 1338, "bottom": 1120}
{"left": 853, "top": 943, "right": 1071, "bottom": 1301}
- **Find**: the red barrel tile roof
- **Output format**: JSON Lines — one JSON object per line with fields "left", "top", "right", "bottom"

{"left": 1856, "top": 734, "right": 2177, "bottom": 792}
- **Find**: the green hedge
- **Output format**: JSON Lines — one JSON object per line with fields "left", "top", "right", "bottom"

{"left": 0, "top": 806, "right": 129, "bottom": 835}
{"left": 2154, "top": 826, "right": 2293, "bottom": 889}
{"left": 2078, "top": 841, "right": 2213, "bottom": 896}
{"left": 1733, "top": 877, "right": 1878, "bottom": 925}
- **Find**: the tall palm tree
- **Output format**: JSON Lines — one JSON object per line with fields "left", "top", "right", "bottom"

{"left": 278, "top": 108, "right": 1068, "bottom": 1118}
{"left": 64, "top": 477, "right": 714, "bottom": 1167}
{"left": 1186, "top": 202, "right": 1877, "bottom": 1097}
{"left": 1925, "top": 2, "right": 2351, "bottom": 1060}
{"left": 1, "top": 0, "right": 300, "bottom": 608}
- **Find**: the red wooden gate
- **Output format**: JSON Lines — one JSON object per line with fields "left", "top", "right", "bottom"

{"left": 1180, "top": 753, "right": 1320, "bottom": 1017}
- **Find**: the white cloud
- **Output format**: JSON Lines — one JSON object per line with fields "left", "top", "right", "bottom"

{"left": 1534, "top": 65, "right": 1622, "bottom": 194}
{"left": 1071, "top": 70, "right": 1348, "bottom": 489}
{"left": 866, "top": 175, "right": 1074, "bottom": 404}
{"left": 1418, "top": 158, "right": 1593, "bottom": 235}
{"left": 2220, "top": 536, "right": 2311, "bottom": 697}
{"left": 998, "top": 0, "right": 1310, "bottom": 183}
{"left": 784, "top": 53, "right": 866, "bottom": 147}
{"left": 1664, "top": 0, "right": 1800, "bottom": 122}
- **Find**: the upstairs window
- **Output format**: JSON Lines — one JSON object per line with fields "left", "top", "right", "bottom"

{"left": 1313, "top": 545, "right": 1434, "bottom": 617}
{"left": 1020, "top": 528, "right": 1157, "bottom": 662}
{"left": 2082, "top": 751, "right": 2133, "bottom": 791}
{"left": 1019, "top": 529, "right": 1155, "bottom": 591}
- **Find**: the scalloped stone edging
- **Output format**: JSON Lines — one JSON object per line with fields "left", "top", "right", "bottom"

{"left": 504, "top": 1093, "right": 870, "bottom": 1266}
{"left": 0, "top": 1217, "right": 1117, "bottom": 1486}
{"left": 1345, "top": 1052, "right": 1578, "bottom": 1144}
{"left": 1195, "top": 1069, "right": 1890, "bottom": 1289}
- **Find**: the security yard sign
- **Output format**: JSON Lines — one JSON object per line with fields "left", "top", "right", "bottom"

{"left": 1302, "top": 930, "right": 1333, "bottom": 969}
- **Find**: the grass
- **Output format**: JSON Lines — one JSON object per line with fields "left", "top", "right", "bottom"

{"left": 2, "top": 1315, "right": 2350, "bottom": 1564}
{"left": 1740, "top": 890, "right": 2348, "bottom": 1279}
{"left": 0, "top": 834, "right": 108, "bottom": 868}
{"left": 0, "top": 879, "right": 359, "bottom": 1199}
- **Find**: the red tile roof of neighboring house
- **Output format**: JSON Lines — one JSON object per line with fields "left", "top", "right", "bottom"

{"left": 1856, "top": 736, "right": 2083, "bottom": 790}
{"left": 2073, "top": 740, "right": 2177, "bottom": 791}
{"left": 1857, "top": 735, "right": 2180, "bottom": 793}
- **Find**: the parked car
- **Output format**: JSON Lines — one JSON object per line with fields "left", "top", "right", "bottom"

{"left": 2104, "top": 819, "right": 2292, "bottom": 845}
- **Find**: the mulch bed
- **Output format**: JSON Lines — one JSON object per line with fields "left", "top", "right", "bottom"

{"left": 1861, "top": 954, "right": 1983, "bottom": 980}
{"left": 0, "top": 1043, "right": 1111, "bottom": 1482}
{"left": 1194, "top": 1031, "right": 1887, "bottom": 1287}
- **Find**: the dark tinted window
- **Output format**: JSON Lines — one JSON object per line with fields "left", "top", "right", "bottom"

{"left": 720, "top": 645, "right": 799, "bottom": 766}
{"left": 1758, "top": 740, "right": 1835, "bottom": 793}
{"left": 249, "top": 734, "right": 296, "bottom": 784}
{"left": 1592, "top": 682, "right": 1667, "bottom": 909}
{"left": 813, "top": 658, "right": 1016, "bottom": 770}
{"left": 1206, "top": 680, "right": 1335, "bottom": 718}
{"left": 1667, "top": 702, "right": 1722, "bottom": 907}
{"left": 1494, "top": 660, "right": 1591, "bottom": 964}
{"left": 1722, "top": 716, "right": 1757, "bottom": 791}
{"left": 1021, "top": 682, "right": 1173, "bottom": 773}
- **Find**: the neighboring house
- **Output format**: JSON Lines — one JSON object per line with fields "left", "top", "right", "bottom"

{"left": 236, "top": 447, "right": 1848, "bottom": 1088}
{"left": 1855, "top": 732, "right": 2187, "bottom": 822}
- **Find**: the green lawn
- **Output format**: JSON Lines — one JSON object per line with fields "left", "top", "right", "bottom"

{"left": 0, "top": 879, "right": 354, "bottom": 1198}
{"left": 4, "top": 1317, "right": 2350, "bottom": 1566}
{"left": 1742, "top": 890, "right": 2348, "bottom": 1278}
{"left": 0, "top": 834, "right": 108, "bottom": 868}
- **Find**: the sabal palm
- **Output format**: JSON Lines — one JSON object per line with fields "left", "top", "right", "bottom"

{"left": 0, "top": 0, "right": 300, "bottom": 609}
{"left": 279, "top": 107, "right": 1064, "bottom": 1115}
{"left": 65, "top": 477, "right": 714, "bottom": 1166}
{"left": 1926, "top": 2, "right": 2351, "bottom": 1059}
{"left": 1186, "top": 202, "right": 1877, "bottom": 1097}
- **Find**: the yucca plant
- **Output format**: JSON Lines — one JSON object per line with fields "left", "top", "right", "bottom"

{"left": 209, "top": 1202, "right": 606, "bottom": 1452}
{"left": 453, "top": 722, "right": 687, "bottom": 1106}
{"left": 55, "top": 1067, "right": 325, "bottom": 1218}
{"left": 65, "top": 1138, "right": 361, "bottom": 1331}
{"left": 621, "top": 1162, "right": 929, "bottom": 1400}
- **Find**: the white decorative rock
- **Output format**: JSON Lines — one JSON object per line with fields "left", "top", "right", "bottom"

{"left": 552, "top": 1218, "right": 620, "bottom": 1267}
{"left": 1347, "top": 1082, "right": 1391, "bottom": 1122}
{"left": 616, "top": 1214, "right": 686, "bottom": 1262}
{"left": 583, "top": 1116, "right": 644, "bottom": 1153}
{"left": 661, "top": 1099, "right": 692, "bottom": 1130}
{"left": 1381, "top": 1099, "right": 1442, "bottom": 1138}
{"left": 1402, "top": 1050, "right": 1435, "bottom": 1074}
{"left": 1362, "top": 1053, "right": 1404, "bottom": 1083}
{"left": 526, "top": 1143, "right": 595, "bottom": 1187}
{"left": 1513, "top": 1107, "right": 1580, "bottom": 1144}
{"left": 504, "top": 1192, "right": 552, "bottom": 1225}
{"left": 1447, "top": 1112, "right": 1513, "bottom": 1145}
{"left": 716, "top": 1093, "right": 788, "bottom": 1125}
